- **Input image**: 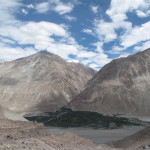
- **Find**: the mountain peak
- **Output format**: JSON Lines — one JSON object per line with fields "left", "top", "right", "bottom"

{"left": 38, "top": 50, "right": 53, "bottom": 55}
{"left": 70, "top": 48, "right": 150, "bottom": 117}
{"left": 0, "top": 51, "right": 96, "bottom": 113}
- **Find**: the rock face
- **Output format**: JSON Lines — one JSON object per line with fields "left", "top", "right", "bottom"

{"left": 0, "top": 51, "right": 95, "bottom": 113}
{"left": 70, "top": 48, "right": 150, "bottom": 117}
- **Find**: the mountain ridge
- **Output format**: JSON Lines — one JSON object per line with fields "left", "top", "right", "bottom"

{"left": 0, "top": 51, "right": 96, "bottom": 114}
{"left": 70, "top": 48, "right": 150, "bottom": 117}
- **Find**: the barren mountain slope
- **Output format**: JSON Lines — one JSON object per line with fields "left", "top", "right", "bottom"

{"left": 113, "top": 126, "right": 150, "bottom": 150}
{"left": 0, "top": 51, "right": 96, "bottom": 113}
{"left": 70, "top": 48, "right": 150, "bottom": 117}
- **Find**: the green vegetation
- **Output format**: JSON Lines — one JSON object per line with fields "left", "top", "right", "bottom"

{"left": 25, "top": 108, "right": 149, "bottom": 129}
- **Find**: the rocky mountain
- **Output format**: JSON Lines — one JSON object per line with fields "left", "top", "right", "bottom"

{"left": 70, "top": 48, "right": 150, "bottom": 117}
{"left": 0, "top": 51, "right": 96, "bottom": 114}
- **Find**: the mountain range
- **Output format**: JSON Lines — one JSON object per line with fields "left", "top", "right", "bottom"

{"left": 0, "top": 51, "right": 95, "bottom": 114}
{"left": 70, "top": 48, "right": 150, "bottom": 117}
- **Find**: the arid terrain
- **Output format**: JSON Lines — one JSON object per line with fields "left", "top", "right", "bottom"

{"left": 0, "top": 118, "right": 123, "bottom": 150}
{"left": 0, "top": 117, "right": 150, "bottom": 150}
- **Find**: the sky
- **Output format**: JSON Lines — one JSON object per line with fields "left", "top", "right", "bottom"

{"left": 0, "top": 0, "right": 150, "bottom": 70}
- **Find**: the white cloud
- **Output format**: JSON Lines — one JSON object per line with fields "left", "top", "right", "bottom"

{"left": 81, "top": 52, "right": 111, "bottom": 70}
{"left": 118, "top": 52, "right": 130, "bottom": 58}
{"left": 47, "top": 43, "right": 80, "bottom": 59}
{"left": 82, "top": 29, "right": 94, "bottom": 35}
{"left": 0, "top": 0, "right": 21, "bottom": 25}
{"left": 90, "top": 5, "right": 98, "bottom": 13}
{"left": 67, "top": 59, "right": 80, "bottom": 63}
{"left": 121, "top": 21, "right": 150, "bottom": 48}
{"left": 94, "top": 20, "right": 117, "bottom": 43}
{"left": 36, "top": 2, "right": 49, "bottom": 13}
{"left": 35, "top": 0, "right": 74, "bottom": 15}
{"left": 89, "top": 63, "right": 99, "bottom": 70}
{"left": 54, "top": 3, "right": 74, "bottom": 15}
{"left": 92, "top": 42, "right": 103, "bottom": 53}
{"left": 0, "top": 0, "right": 111, "bottom": 70}
{"left": 92, "top": 0, "right": 150, "bottom": 58}
{"left": 134, "top": 40, "right": 150, "bottom": 52}
{"left": 21, "top": 9, "right": 28, "bottom": 15}
{"left": 108, "top": 46, "right": 125, "bottom": 54}
{"left": 78, "top": 42, "right": 111, "bottom": 69}
{"left": 106, "top": 0, "right": 148, "bottom": 21}
{"left": 78, "top": 51, "right": 97, "bottom": 58}
{"left": 0, "top": 22, "right": 68, "bottom": 46}
{"left": 0, "top": 43, "right": 36, "bottom": 61}
{"left": 64, "top": 15, "right": 77, "bottom": 21}
{"left": 136, "top": 10, "right": 150, "bottom": 18}
{"left": 27, "top": 4, "right": 34, "bottom": 9}
{"left": 0, "top": 0, "right": 81, "bottom": 63}
{"left": 0, "top": 20, "right": 86, "bottom": 63}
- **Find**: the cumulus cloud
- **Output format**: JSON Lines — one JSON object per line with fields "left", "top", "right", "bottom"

{"left": 0, "top": 21, "right": 84, "bottom": 60}
{"left": 106, "top": 0, "right": 149, "bottom": 21}
{"left": 35, "top": 0, "right": 74, "bottom": 15}
{"left": 93, "top": 0, "right": 150, "bottom": 57}
{"left": 81, "top": 52, "right": 111, "bottom": 70}
{"left": 90, "top": 5, "right": 99, "bottom": 13}
{"left": 0, "top": 43, "right": 36, "bottom": 61}
{"left": 134, "top": 40, "right": 150, "bottom": 52}
{"left": 36, "top": 2, "right": 49, "bottom": 13}
{"left": 27, "top": 4, "right": 34, "bottom": 9}
{"left": 54, "top": 4, "right": 74, "bottom": 15}
{"left": 1, "top": 0, "right": 150, "bottom": 70}
{"left": 94, "top": 20, "right": 117, "bottom": 43}
{"left": 121, "top": 21, "right": 150, "bottom": 48}
{"left": 64, "top": 15, "right": 77, "bottom": 21}
{"left": 0, "top": 0, "right": 78, "bottom": 63}
{"left": 82, "top": 29, "right": 94, "bottom": 35}
{"left": 0, "top": 0, "right": 21, "bottom": 25}
{"left": 0, "top": 0, "right": 113, "bottom": 70}
{"left": 21, "top": 9, "right": 28, "bottom": 15}
{"left": 136, "top": 10, "right": 148, "bottom": 18}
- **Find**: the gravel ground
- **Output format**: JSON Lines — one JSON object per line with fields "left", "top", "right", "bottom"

{"left": 0, "top": 118, "right": 121, "bottom": 150}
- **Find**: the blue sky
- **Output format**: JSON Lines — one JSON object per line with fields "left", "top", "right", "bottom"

{"left": 0, "top": 0, "right": 150, "bottom": 70}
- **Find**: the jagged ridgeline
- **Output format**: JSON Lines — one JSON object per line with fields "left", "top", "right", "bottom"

{"left": 0, "top": 51, "right": 96, "bottom": 114}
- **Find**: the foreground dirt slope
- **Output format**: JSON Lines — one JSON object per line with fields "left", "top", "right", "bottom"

{"left": 70, "top": 48, "right": 150, "bottom": 117}
{"left": 113, "top": 126, "right": 150, "bottom": 150}
{"left": 0, "top": 51, "right": 95, "bottom": 114}
{"left": 0, "top": 118, "right": 121, "bottom": 150}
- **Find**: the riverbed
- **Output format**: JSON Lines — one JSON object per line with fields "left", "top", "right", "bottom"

{"left": 48, "top": 126, "right": 144, "bottom": 144}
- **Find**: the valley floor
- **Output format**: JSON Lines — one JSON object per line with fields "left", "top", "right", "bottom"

{"left": 0, "top": 118, "right": 149, "bottom": 150}
{"left": 48, "top": 126, "right": 144, "bottom": 144}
